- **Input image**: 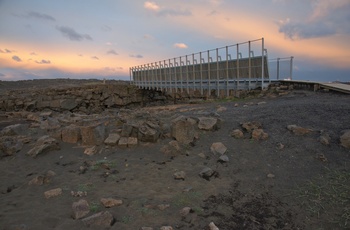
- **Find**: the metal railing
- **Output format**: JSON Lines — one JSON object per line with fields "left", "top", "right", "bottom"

{"left": 130, "top": 38, "right": 294, "bottom": 96}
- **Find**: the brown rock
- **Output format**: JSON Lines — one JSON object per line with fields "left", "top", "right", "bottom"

{"left": 241, "top": 121, "right": 262, "bottom": 133}
{"left": 171, "top": 116, "right": 196, "bottom": 145}
{"left": 287, "top": 125, "right": 313, "bottom": 135}
{"left": 62, "top": 125, "right": 81, "bottom": 143}
{"left": 340, "top": 130, "right": 350, "bottom": 149}
{"left": 251, "top": 129, "right": 269, "bottom": 140}
{"left": 174, "top": 171, "right": 186, "bottom": 180}
{"left": 72, "top": 199, "right": 90, "bottom": 219}
{"left": 44, "top": 188, "right": 62, "bottom": 199}
{"left": 210, "top": 142, "right": 227, "bottom": 155}
{"left": 100, "top": 198, "right": 123, "bottom": 208}
{"left": 82, "top": 211, "right": 114, "bottom": 227}
{"left": 231, "top": 129, "right": 244, "bottom": 139}
{"left": 28, "top": 176, "right": 45, "bottom": 185}
{"left": 180, "top": 207, "right": 192, "bottom": 217}
{"left": 80, "top": 124, "right": 106, "bottom": 146}
{"left": 0, "top": 136, "right": 23, "bottom": 156}
{"left": 104, "top": 133, "right": 121, "bottom": 145}
{"left": 198, "top": 117, "right": 219, "bottom": 131}
{"left": 27, "top": 135, "right": 60, "bottom": 158}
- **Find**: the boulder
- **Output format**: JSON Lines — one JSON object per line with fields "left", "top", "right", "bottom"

{"left": 173, "top": 171, "right": 186, "bottom": 180}
{"left": 104, "top": 133, "right": 121, "bottom": 146}
{"left": 62, "top": 125, "right": 81, "bottom": 143}
{"left": 199, "top": 167, "right": 215, "bottom": 180}
{"left": 60, "top": 99, "right": 78, "bottom": 111}
{"left": 231, "top": 129, "right": 244, "bottom": 139}
{"left": 138, "top": 124, "right": 160, "bottom": 142}
{"left": 287, "top": 125, "right": 313, "bottom": 135}
{"left": 40, "top": 117, "right": 61, "bottom": 130}
{"left": 209, "top": 222, "right": 219, "bottom": 230}
{"left": 319, "top": 133, "right": 331, "bottom": 146}
{"left": 44, "top": 188, "right": 62, "bottom": 199}
{"left": 0, "top": 136, "right": 23, "bottom": 156}
{"left": 198, "top": 117, "right": 220, "bottom": 131}
{"left": 241, "top": 121, "right": 262, "bottom": 133}
{"left": 72, "top": 199, "right": 90, "bottom": 219}
{"left": 82, "top": 211, "right": 114, "bottom": 227}
{"left": 80, "top": 124, "right": 106, "bottom": 145}
{"left": 210, "top": 142, "right": 227, "bottom": 155}
{"left": 100, "top": 198, "right": 123, "bottom": 208}
{"left": 27, "top": 135, "right": 60, "bottom": 158}
{"left": 251, "top": 129, "right": 269, "bottom": 140}
{"left": 171, "top": 116, "right": 196, "bottom": 145}
{"left": 0, "top": 124, "right": 28, "bottom": 136}
{"left": 340, "top": 130, "right": 350, "bottom": 149}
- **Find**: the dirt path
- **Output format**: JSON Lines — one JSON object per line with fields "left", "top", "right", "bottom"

{"left": 0, "top": 86, "right": 349, "bottom": 230}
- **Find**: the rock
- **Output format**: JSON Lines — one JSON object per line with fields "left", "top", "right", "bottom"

{"left": 210, "top": 142, "right": 227, "bottom": 155}
{"left": 61, "top": 125, "right": 81, "bottom": 143}
{"left": 198, "top": 152, "right": 206, "bottom": 159}
{"left": 27, "top": 135, "right": 60, "bottom": 158}
{"left": 174, "top": 171, "right": 186, "bottom": 180}
{"left": 44, "top": 188, "right": 62, "bottom": 199}
{"left": 218, "top": 155, "right": 229, "bottom": 163}
{"left": 128, "top": 137, "right": 138, "bottom": 147}
{"left": 180, "top": 207, "right": 192, "bottom": 217}
{"left": 82, "top": 211, "right": 114, "bottom": 227}
{"left": 267, "top": 173, "right": 275, "bottom": 178}
{"left": 161, "top": 140, "right": 182, "bottom": 156}
{"left": 160, "top": 227, "right": 173, "bottom": 230}
{"left": 28, "top": 176, "right": 45, "bottom": 186}
{"left": 118, "top": 137, "right": 128, "bottom": 147}
{"left": 319, "top": 133, "right": 331, "bottom": 145}
{"left": 216, "top": 105, "right": 227, "bottom": 112}
{"left": 140, "top": 227, "right": 153, "bottom": 230}
{"left": 171, "top": 116, "right": 196, "bottom": 144}
{"left": 287, "top": 125, "right": 313, "bottom": 135}
{"left": 121, "top": 123, "right": 133, "bottom": 137}
{"left": 100, "top": 198, "right": 123, "bottom": 208}
{"left": 198, "top": 117, "right": 220, "bottom": 131}
{"left": 241, "top": 121, "right": 262, "bottom": 132}
{"left": 84, "top": 146, "right": 97, "bottom": 156}
{"left": 40, "top": 117, "right": 60, "bottom": 130}
{"left": 209, "top": 222, "right": 219, "bottom": 230}
{"left": 0, "top": 136, "right": 23, "bottom": 156}
{"left": 138, "top": 124, "right": 159, "bottom": 142}
{"left": 231, "top": 129, "right": 244, "bottom": 139}
{"left": 80, "top": 124, "right": 106, "bottom": 145}
{"left": 277, "top": 143, "right": 285, "bottom": 150}
{"left": 0, "top": 124, "right": 28, "bottom": 136}
{"left": 60, "top": 99, "right": 78, "bottom": 111}
{"left": 72, "top": 199, "right": 90, "bottom": 219}
{"left": 157, "top": 204, "right": 170, "bottom": 210}
{"left": 104, "top": 133, "right": 121, "bottom": 146}
{"left": 340, "top": 130, "right": 350, "bottom": 149}
{"left": 257, "top": 101, "right": 267, "bottom": 105}
{"left": 199, "top": 167, "right": 215, "bottom": 180}
{"left": 251, "top": 129, "right": 269, "bottom": 140}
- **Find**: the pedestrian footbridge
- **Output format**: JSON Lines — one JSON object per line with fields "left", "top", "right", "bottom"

{"left": 130, "top": 38, "right": 294, "bottom": 97}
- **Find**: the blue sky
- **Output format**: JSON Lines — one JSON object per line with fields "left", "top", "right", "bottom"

{"left": 0, "top": 0, "right": 349, "bottom": 82}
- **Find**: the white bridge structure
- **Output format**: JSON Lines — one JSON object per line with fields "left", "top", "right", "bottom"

{"left": 130, "top": 38, "right": 293, "bottom": 97}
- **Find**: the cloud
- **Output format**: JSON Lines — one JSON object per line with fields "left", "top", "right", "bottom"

{"left": 35, "top": 59, "right": 51, "bottom": 64}
{"left": 12, "top": 56, "right": 22, "bottom": 62}
{"left": 26, "top": 11, "right": 56, "bottom": 21}
{"left": 101, "top": 25, "right": 112, "bottom": 32}
{"left": 144, "top": 1, "right": 191, "bottom": 16}
{"left": 107, "top": 49, "right": 118, "bottom": 55}
{"left": 130, "top": 54, "right": 143, "bottom": 58}
{"left": 173, "top": 43, "right": 188, "bottom": 49}
{"left": 91, "top": 56, "right": 99, "bottom": 60}
{"left": 0, "top": 49, "right": 13, "bottom": 53}
{"left": 0, "top": 73, "right": 5, "bottom": 77}
{"left": 278, "top": 1, "right": 350, "bottom": 39}
{"left": 56, "top": 26, "right": 93, "bottom": 41}
{"left": 30, "top": 52, "right": 37, "bottom": 55}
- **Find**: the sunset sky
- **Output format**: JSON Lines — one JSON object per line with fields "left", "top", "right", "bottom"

{"left": 0, "top": 0, "right": 349, "bottom": 82}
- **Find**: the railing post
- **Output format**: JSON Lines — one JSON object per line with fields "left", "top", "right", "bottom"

{"left": 290, "top": 56, "right": 294, "bottom": 80}
{"left": 192, "top": 53, "right": 195, "bottom": 91}
{"left": 180, "top": 57, "right": 183, "bottom": 92}
{"left": 208, "top": 50, "right": 211, "bottom": 97}
{"left": 236, "top": 44, "right": 239, "bottom": 92}
{"left": 226, "top": 46, "right": 229, "bottom": 97}
{"left": 261, "top": 37, "right": 265, "bottom": 89}
{"left": 216, "top": 48, "right": 219, "bottom": 97}
{"left": 248, "top": 41, "right": 251, "bottom": 89}
{"left": 186, "top": 55, "right": 189, "bottom": 94}
{"left": 174, "top": 58, "right": 178, "bottom": 93}
{"left": 277, "top": 58, "right": 280, "bottom": 80}
{"left": 200, "top": 52, "right": 203, "bottom": 96}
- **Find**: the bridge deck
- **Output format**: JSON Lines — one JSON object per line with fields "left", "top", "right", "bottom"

{"left": 280, "top": 80, "right": 350, "bottom": 94}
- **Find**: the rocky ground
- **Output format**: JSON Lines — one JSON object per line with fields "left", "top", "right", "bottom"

{"left": 0, "top": 80, "right": 350, "bottom": 230}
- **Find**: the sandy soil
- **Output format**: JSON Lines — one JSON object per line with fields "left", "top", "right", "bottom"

{"left": 0, "top": 81, "right": 349, "bottom": 230}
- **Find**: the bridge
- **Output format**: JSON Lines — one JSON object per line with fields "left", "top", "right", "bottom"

{"left": 130, "top": 38, "right": 294, "bottom": 97}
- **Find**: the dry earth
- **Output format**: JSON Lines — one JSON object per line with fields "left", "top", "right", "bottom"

{"left": 0, "top": 80, "right": 349, "bottom": 230}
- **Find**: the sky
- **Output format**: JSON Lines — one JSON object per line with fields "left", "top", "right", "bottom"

{"left": 0, "top": 0, "right": 349, "bottom": 82}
